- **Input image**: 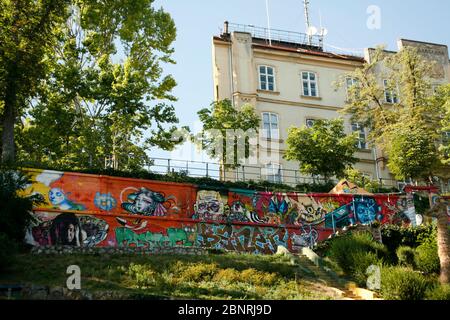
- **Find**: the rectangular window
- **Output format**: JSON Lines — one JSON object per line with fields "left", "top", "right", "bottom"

{"left": 384, "top": 80, "right": 399, "bottom": 104}
{"left": 259, "top": 66, "right": 275, "bottom": 91}
{"left": 265, "top": 163, "right": 282, "bottom": 183}
{"left": 262, "top": 112, "right": 279, "bottom": 139}
{"left": 301, "top": 72, "right": 318, "bottom": 97}
{"left": 352, "top": 123, "right": 367, "bottom": 149}
{"left": 346, "top": 77, "right": 359, "bottom": 100}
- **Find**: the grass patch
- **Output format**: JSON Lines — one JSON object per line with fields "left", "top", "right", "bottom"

{"left": 0, "top": 252, "right": 333, "bottom": 300}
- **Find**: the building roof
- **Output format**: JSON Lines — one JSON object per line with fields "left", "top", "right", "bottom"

{"left": 213, "top": 35, "right": 365, "bottom": 63}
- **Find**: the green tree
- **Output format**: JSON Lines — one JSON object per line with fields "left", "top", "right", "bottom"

{"left": 14, "top": 0, "right": 181, "bottom": 170}
{"left": 0, "top": 0, "right": 68, "bottom": 164}
{"left": 197, "top": 99, "right": 260, "bottom": 170}
{"left": 284, "top": 118, "right": 358, "bottom": 181}
{"left": 340, "top": 46, "right": 450, "bottom": 284}
{"left": 339, "top": 46, "right": 449, "bottom": 181}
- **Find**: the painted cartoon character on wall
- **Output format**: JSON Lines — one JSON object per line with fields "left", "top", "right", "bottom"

{"left": 352, "top": 197, "right": 382, "bottom": 225}
{"left": 121, "top": 187, "right": 170, "bottom": 216}
{"left": 48, "top": 188, "right": 85, "bottom": 210}
{"left": 49, "top": 213, "right": 87, "bottom": 246}
{"left": 193, "top": 190, "right": 226, "bottom": 221}
{"left": 228, "top": 201, "right": 267, "bottom": 224}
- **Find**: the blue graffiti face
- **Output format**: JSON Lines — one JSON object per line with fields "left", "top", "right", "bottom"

{"left": 49, "top": 188, "right": 66, "bottom": 205}
{"left": 94, "top": 192, "right": 117, "bottom": 211}
{"left": 354, "top": 198, "right": 380, "bottom": 224}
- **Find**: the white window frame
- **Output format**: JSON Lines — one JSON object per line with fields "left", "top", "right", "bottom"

{"left": 383, "top": 79, "right": 399, "bottom": 104}
{"left": 301, "top": 71, "right": 319, "bottom": 97}
{"left": 352, "top": 123, "right": 368, "bottom": 149}
{"left": 265, "top": 163, "right": 283, "bottom": 183}
{"left": 258, "top": 65, "right": 276, "bottom": 91}
{"left": 262, "top": 112, "right": 279, "bottom": 140}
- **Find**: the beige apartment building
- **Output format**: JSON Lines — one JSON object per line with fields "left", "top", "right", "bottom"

{"left": 212, "top": 22, "right": 450, "bottom": 188}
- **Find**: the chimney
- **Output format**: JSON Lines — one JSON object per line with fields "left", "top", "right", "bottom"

{"left": 224, "top": 21, "right": 229, "bottom": 35}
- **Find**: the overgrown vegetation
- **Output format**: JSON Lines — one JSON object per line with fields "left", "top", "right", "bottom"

{"left": 317, "top": 223, "right": 447, "bottom": 300}
{"left": 380, "top": 266, "right": 431, "bottom": 300}
{"left": 380, "top": 224, "right": 437, "bottom": 263}
{"left": 0, "top": 253, "right": 333, "bottom": 300}
{"left": 0, "top": 168, "right": 45, "bottom": 269}
{"left": 326, "top": 232, "right": 387, "bottom": 286}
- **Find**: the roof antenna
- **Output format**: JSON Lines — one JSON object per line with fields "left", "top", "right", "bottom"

{"left": 303, "top": 0, "right": 313, "bottom": 46}
{"left": 265, "top": 0, "right": 272, "bottom": 46}
{"left": 318, "top": 9, "right": 328, "bottom": 49}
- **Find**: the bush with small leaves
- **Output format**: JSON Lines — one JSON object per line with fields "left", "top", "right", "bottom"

{"left": 425, "top": 284, "right": 450, "bottom": 300}
{"left": 381, "top": 267, "right": 431, "bottom": 300}
{"left": 414, "top": 241, "right": 440, "bottom": 275}
{"left": 328, "top": 232, "right": 388, "bottom": 276}
{"left": 396, "top": 246, "right": 416, "bottom": 268}
{"left": 350, "top": 251, "right": 383, "bottom": 287}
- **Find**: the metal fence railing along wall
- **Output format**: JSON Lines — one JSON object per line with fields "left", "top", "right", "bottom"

{"left": 147, "top": 157, "right": 404, "bottom": 189}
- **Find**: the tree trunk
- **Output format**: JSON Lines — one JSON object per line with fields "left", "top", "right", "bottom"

{"left": 1, "top": 80, "right": 17, "bottom": 165}
{"left": 437, "top": 209, "right": 450, "bottom": 284}
{"left": 425, "top": 202, "right": 450, "bottom": 284}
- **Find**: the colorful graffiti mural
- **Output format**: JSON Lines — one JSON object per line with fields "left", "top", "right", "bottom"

{"left": 22, "top": 168, "right": 430, "bottom": 254}
{"left": 26, "top": 212, "right": 109, "bottom": 247}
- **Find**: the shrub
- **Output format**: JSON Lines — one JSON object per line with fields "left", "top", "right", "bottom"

{"left": 381, "top": 266, "right": 430, "bottom": 300}
{"left": 0, "top": 168, "right": 44, "bottom": 243}
{"left": 240, "top": 268, "right": 278, "bottom": 286}
{"left": 177, "top": 262, "right": 218, "bottom": 282}
{"left": 350, "top": 251, "right": 383, "bottom": 287}
{"left": 213, "top": 268, "right": 241, "bottom": 283}
{"left": 396, "top": 246, "right": 416, "bottom": 268}
{"left": 126, "top": 263, "right": 159, "bottom": 288}
{"left": 381, "top": 224, "right": 436, "bottom": 263}
{"left": 328, "top": 232, "right": 388, "bottom": 275}
{"left": 414, "top": 241, "right": 440, "bottom": 274}
{"left": 425, "top": 284, "right": 450, "bottom": 300}
{"left": 0, "top": 232, "right": 18, "bottom": 270}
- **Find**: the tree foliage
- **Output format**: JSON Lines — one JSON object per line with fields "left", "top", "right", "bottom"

{"left": 2, "top": 0, "right": 181, "bottom": 170}
{"left": 0, "top": 0, "right": 68, "bottom": 164}
{"left": 339, "top": 46, "right": 449, "bottom": 181}
{"left": 197, "top": 99, "right": 260, "bottom": 169}
{"left": 284, "top": 118, "right": 358, "bottom": 181}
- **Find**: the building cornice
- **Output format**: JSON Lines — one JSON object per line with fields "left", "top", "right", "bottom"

{"left": 256, "top": 96, "right": 342, "bottom": 111}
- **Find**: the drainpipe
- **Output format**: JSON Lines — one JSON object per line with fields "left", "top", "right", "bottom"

{"left": 226, "top": 21, "right": 235, "bottom": 107}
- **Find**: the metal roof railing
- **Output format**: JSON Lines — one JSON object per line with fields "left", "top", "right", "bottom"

{"left": 226, "top": 22, "right": 323, "bottom": 49}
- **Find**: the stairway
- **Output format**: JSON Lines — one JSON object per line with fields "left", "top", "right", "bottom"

{"left": 295, "top": 254, "right": 364, "bottom": 300}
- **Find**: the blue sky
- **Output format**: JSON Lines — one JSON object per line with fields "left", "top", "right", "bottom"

{"left": 150, "top": 0, "right": 450, "bottom": 163}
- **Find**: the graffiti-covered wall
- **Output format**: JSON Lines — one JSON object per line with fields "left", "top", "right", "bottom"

{"left": 23, "top": 169, "right": 427, "bottom": 254}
